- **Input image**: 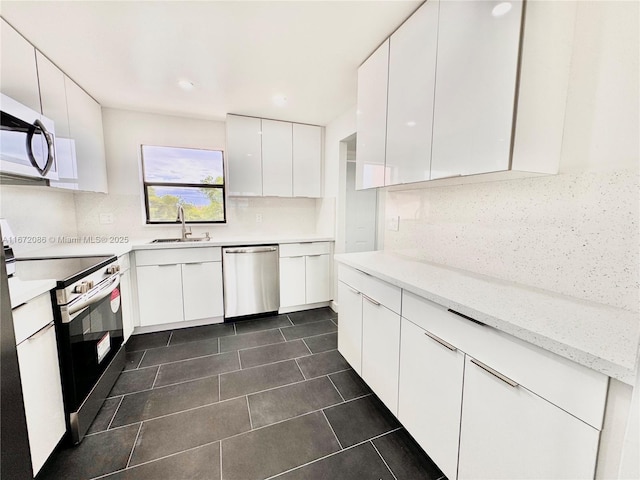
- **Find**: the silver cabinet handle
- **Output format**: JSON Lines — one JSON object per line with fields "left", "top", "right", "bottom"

{"left": 225, "top": 246, "right": 277, "bottom": 254}
{"left": 470, "top": 358, "right": 518, "bottom": 388}
{"left": 345, "top": 285, "right": 360, "bottom": 295}
{"left": 362, "top": 294, "right": 380, "bottom": 306}
{"left": 307, "top": 254, "right": 323, "bottom": 257}
{"left": 424, "top": 331, "right": 457, "bottom": 352}
{"left": 26, "top": 321, "right": 55, "bottom": 342}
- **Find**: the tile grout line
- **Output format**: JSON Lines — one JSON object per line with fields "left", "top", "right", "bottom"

{"left": 326, "top": 374, "right": 346, "bottom": 403}
{"left": 245, "top": 395, "right": 254, "bottom": 430}
{"left": 150, "top": 365, "right": 161, "bottom": 389}
{"left": 218, "top": 373, "right": 221, "bottom": 402}
{"left": 300, "top": 337, "right": 313, "bottom": 355}
{"left": 370, "top": 440, "right": 399, "bottom": 480}
{"left": 137, "top": 349, "right": 147, "bottom": 369}
{"left": 293, "top": 357, "right": 307, "bottom": 380}
{"left": 125, "top": 422, "right": 143, "bottom": 469}
{"left": 237, "top": 349, "right": 242, "bottom": 369}
{"left": 262, "top": 426, "right": 403, "bottom": 480}
{"left": 321, "top": 409, "right": 343, "bottom": 450}
{"left": 233, "top": 322, "right": 237, "bottom": 335}
{"left": 166, "top": 331, "right": 173, "bottom": 347}
{"left": 219, "top": 441, "right": 223, "bottom": 480}
{"left": 285, "top": 313, "right": 294, "bottom": 326}
{"left": 105, "top": 396, "right": 125, "bottom": 431}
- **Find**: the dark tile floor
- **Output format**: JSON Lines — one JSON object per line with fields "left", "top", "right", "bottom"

{"left": 39, "top": 307, "right": 445, "bottom": 480}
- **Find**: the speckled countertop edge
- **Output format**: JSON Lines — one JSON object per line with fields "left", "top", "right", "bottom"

{"left": 334, "top": 251, "right": 639, "bottom": 385}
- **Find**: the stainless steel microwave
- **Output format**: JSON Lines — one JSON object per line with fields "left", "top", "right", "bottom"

{"left": 0, "top": 93, "right": 58, "bottom": 181}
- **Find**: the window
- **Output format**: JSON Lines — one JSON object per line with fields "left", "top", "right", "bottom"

{"left": 141, "top": 145, "right": 226, "bottom": 223}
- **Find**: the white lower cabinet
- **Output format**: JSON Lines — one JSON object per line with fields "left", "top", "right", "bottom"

{"left": 337, "top": 281, "right": 363, "bottom": 374}
{"left": 337, "top": 264, "right": 608, "bottom": 480}
{"left": 398, "top": 318, "right": 464, "bottom": 480}
{"left": 137, "top": 264, "right": 184, "bottom": 327}
{"left": 362, "top": 298, "right": 401, "bottom": 414}
{"left": 280, "top": 256, "right": 306, "bottom": 307}
{"left": 13, "top": 294, "right": 66, "bottom": 476}
{"left": 182, "top": 261, "right": 224, "bottom": 321}
{"left": 135, "top": 247, "right": 224, "bottom": 329}
{"left": 458, "top": 355, "right": 600, "bottom": 480}
{"left": 279, "top": 243, "right": 332, "bottom": 309}
{"left": 305, "top": 254, "right": 331, "bottom": 304}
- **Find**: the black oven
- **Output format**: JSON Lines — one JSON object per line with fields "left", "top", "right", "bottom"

{"left": 15, "top": 255, "right": 126, "bottom": 444}
{"left": 56, "top": 272, "right": 124, "bottom": 443}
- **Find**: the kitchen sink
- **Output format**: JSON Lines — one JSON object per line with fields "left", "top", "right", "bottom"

{"left": 149, "top": 237, "right": 209, "bottom": 243}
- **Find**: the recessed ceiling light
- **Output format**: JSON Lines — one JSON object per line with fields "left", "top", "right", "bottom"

{"left": 178, "top": 79, "right": 195, "bottom": 90}
{"left": 272, "top": 94, "right": 288, "bottom": 107}
{"left": 406, "top": 121, "right": 417, "bottom": 127}
{"left": 492, "top": 2, "right": 512, "bottom": 17}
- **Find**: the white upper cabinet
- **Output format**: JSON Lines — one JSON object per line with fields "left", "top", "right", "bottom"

{"left": 262, "top": 119, "right": 293, "bottom": 197}
{"left": 65, "top": 79, "right": 108, "bottom": 192}
{"left": 0, "top": 19, "right": 40, "bottom": 112}
{"left": 293, "top": 123, "right": 322, "bottom": 197}
{"left": 385, "top": 0, "right": 439, "bottom": 185}
{"left": 227, "top": 114, "right": 263, "bottom": 196}
{"left": 356, "top": 39, "right": 389, "bottom": 190}
{"left": 227, "top": 114, "right": 323, "bottom": 197}
{"left": 36, "top": 52, "right": 78, "bottom": 190}
{"left": 430, "top": 0, "right": 523, "bottom": 179}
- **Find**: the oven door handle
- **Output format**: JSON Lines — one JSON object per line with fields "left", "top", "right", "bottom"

{"left": 68, "top": 275, "right": 121, "bottom": 315}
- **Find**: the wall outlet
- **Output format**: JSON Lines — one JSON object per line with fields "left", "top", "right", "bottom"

{"left": 99, "top": 213, "right": 114, "bottom": 225}
{"left": 255, "top": 213, "right": 263, "bottom": 223}
{"left": 387, "top": 216, "right": 400, "bottom": 232}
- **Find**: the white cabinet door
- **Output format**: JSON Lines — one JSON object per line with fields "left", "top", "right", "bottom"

{"left": 120, "top": 268, "right": 135, "bottom": 342}
{"left": 0, "top": 19, "right": 40, "bottom": 112}
{"left": 431, "top": 0, "right": 523, "bottom": 179}
{"left": 17, "top": 322, "right": 66, "bottom": 476}
{"left": 356, "top": 39, "right": 389, "bottom": 190}
{"left": 65, "top": 78, "right": 108, "bottom": 192}
{"left": 136, "top": 264, "right": 184, "bottom": 326}
{"left": 182, "top": 261, "right": 224, "bottom": 322}
{"left": 227, "top": 115, "right": 263, "bottom": 196}
{"left": 398, "top": 318, "right": 464, "bottom": 480}
{"left": 361, "top": 298, "right": 401, "bottom": 414}
{"left": 305, "top": 254, "right": 331, "bottom": 304}
{"left": 262, "top": 119, "right": 293, "bottom": 197}
{"left": 279, "top": 256, "right": 306, "bottom": 308}
{"left": 458, "top": 355, "right": 601, "bottom": 480}
{"left": 37, "top": 52, "right": 79, "bottom": 190}
{"left": 385, "top": 0, "right": 439, "bottom": 186}
{"left": 293, "top": 123, "right": 322, "bottom": 197}
{"left": 337, "top": 281, "right": 363, "bottom": 374}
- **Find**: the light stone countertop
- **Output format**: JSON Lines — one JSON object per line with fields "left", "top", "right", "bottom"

{"left": 16, "top": 235, "right": 335, "bottom": 258}
{"left": 334, "top": 251, "right": 639, "bottom": 385}
{"left": 8, "top": 276, "right": 56, "bottom": 308}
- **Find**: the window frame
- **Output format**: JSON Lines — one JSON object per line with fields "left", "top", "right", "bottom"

{"left": 140, "top": 144, "right": 227, "bottom": 225}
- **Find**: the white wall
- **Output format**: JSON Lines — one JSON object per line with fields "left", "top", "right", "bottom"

{"left": 0, "top": 185, "right": 78, "bottom": 255}
{"left": 74, "top": 108, "right": 319, "bottom": 241}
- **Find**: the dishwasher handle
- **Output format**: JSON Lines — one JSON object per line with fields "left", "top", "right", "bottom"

{"left": 225, "top": 246, "right": 278, "bottom": 254}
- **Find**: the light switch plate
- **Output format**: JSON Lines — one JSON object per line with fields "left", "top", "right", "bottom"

{"left": 255, "top": 213, "right": 263, "bottom": 223}
{"left": 387, "top": 216, "right": 400, "bottom": 231}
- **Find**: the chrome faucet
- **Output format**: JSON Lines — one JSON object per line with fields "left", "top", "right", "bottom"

{"left": 176, "top": 204, "right": 192, "bottom": 240}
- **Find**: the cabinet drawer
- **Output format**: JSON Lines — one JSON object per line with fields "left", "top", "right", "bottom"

{"left": 338, "top": 264, "right": 401, "bottom": 315}
{"left": 135, "top": 247, "right": 221, "bottom": 266}
{"left": 402, "top": 291, "right": 608, "bottom": 429}
{"left": 13, "top": 293, "right": 54, "bottom": 345}
{"left": 279, "top": 242, "right": 331, "bottom": 257}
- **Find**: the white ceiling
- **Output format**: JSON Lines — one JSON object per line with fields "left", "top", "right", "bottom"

{"left": 0, "top": 1, "right": 421, "bottom": 126}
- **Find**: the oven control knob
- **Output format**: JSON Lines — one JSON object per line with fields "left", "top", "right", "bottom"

{"left": 86, "top": 280, "right": 94, "bottom": 289}
{"left": 106, "top": 265, "right": 121, "bottom": 275}
{"left": 74, "top": 282, "right": 90, "bottom": 294}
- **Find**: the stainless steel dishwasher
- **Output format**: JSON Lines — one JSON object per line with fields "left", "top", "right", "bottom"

{"left": 222, "top": 245, "right": 280, "bottom": 318}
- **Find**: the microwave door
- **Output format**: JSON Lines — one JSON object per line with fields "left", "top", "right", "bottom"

{"left": 0, "top": 94, "right": 57, "bottom": 181}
